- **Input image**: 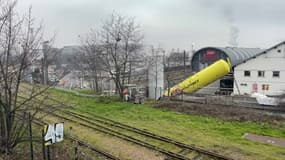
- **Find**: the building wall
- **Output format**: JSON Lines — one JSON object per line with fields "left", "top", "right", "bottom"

{"left": 234, "top": 44, "right": 285, "bottom": 95}
{"left": 148, "top": 55, "right": 164, "bottom": 100}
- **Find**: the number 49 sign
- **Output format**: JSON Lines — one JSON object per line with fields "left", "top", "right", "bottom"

{"left": 44, "top": 122, "right": 64, "bottom": 146}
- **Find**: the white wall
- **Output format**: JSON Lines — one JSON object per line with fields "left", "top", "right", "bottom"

{"left": 148, "top": 55, "right": 164, "bottom": 99}
{"left": 234, "top": 43, "right": 285, "bottom": 95}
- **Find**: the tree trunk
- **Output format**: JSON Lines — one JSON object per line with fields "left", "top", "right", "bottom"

{"left": 128, "top": 62, "right": 132, "bottom": 84}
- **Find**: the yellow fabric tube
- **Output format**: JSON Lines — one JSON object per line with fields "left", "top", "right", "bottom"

{"left": 164, "top": 59, "right": 231, "bottom": 96}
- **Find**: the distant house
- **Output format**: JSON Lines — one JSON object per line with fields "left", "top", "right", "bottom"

{"left": 234, "top": 41, "right": 285, "bottom": 96}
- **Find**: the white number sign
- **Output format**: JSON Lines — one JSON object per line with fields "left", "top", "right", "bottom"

{"left": 44, "top": 122, "right": 64, "bottom": 146}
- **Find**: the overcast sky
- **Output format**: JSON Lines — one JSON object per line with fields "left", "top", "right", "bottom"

{"left": 17, "top": 0, "right": 285, "bottom": 51}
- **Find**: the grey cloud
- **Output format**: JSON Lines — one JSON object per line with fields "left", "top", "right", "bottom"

{"left": 17, "top": 0, "right": 285, "bottom": 50}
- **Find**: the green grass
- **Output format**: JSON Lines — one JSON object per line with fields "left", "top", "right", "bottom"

{"left": 49, "top": 88, "right": 285, "bottom": 160}
{"left": 75, "top": 88, "right": 97, "bottom": 95}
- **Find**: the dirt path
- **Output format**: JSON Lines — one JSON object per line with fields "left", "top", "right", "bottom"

{"left": 244, "top": 133, "right": 285, "bottom": 148}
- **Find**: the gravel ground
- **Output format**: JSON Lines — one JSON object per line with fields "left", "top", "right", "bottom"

{"left": 154, "top": 100, "right": 285, "bottom": 125}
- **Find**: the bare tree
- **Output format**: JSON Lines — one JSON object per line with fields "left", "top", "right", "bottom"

{"left": 101, "top": 13, "right": 143, "bottom": 97}
{"left": 80, "top": 12, "right": 143, "bottom": 98}
{"left": 0, "top": 1, "right": 54, "bottom": 155}
{"left": 77, "top": 32, "right": 103, "bottom": 92}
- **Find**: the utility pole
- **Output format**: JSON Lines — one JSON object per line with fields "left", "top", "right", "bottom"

{"left": 191, "top": 43, "right": 195, "bottom": 59}
{"left": 28, "top": 113, "right": 34, "bottom": 160}
{"left": 42, "top": 129, "right": 46, "bottom": 160}
{"left": 42, "top": 41, "right": 49, "bottom": 85}
{"left": 74, "top": 145, "right": 79, "bottom": 160}
{"left": 183, "top": 50, "right": 186, "bottom": 78}
{"left": 155, "top": 48, "right": 158, "bottom": 100}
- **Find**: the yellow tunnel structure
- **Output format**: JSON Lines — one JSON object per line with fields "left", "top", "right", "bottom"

{"left": 164, "top": 59, "right": 231, "bottom": 96}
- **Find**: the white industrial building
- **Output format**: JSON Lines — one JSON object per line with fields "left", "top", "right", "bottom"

{"left": 234, "top": 41, "right": 285, "bottom": 96}
{"left": 190, "top": 46, "right": 263, "bottom": 95}
{"left": 148, "top": 54, "right": 164, "bottom": 100}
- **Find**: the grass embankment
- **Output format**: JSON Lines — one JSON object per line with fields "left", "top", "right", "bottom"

{"left": 40, "top": 112, "right": 165, "bottom": 160}
{"left": 49, "top": 88, "right": 285, "bottom": 160}
{"left": 75, "top": 88, "right": 97, "bottom": 95}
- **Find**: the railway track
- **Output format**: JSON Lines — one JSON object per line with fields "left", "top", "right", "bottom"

{"left": 47, "top": 111, "right": 189, "bottom": 160}
{"left": 32, "top": 117, "right": 121, "bottom": 160}
{"left": 45, "top": 108, "right": 233, "bottom": 160}
{"left": 64, "top": 110, "right": 233, "bottom": 160}
{"left": 18, "top": 95, "right": 233, "bottom": 159}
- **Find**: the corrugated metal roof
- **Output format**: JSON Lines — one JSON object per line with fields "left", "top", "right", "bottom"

{"left": 235, "top": 41, "right": 285, "bottom": 65}
{"left": 213, "top": 47, "right": 265, "bottom": 66}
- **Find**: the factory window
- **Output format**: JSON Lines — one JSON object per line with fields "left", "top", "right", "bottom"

{"left": 277, "top": 49, "right": 281, "bottom": 53}
{"left": 258, "top": 71, "right": 265, "bottom": 77}
{"left": 244, "top": 70, "right": 250, "bottom": 77}
{"left": 273, "top": 71, "right": 280, "bottom": 77}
